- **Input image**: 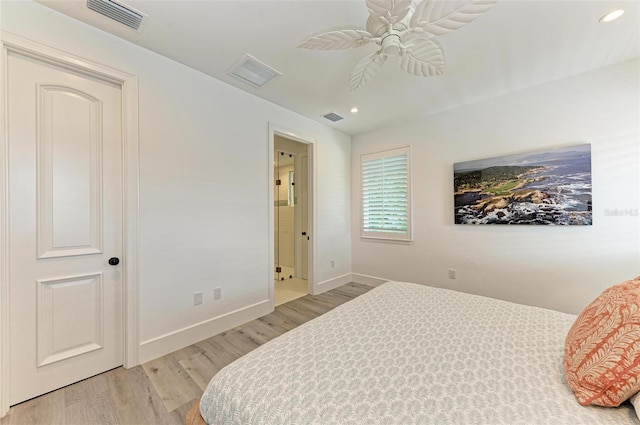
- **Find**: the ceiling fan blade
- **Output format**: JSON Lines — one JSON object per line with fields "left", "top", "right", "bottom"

{"left": 365, "top": 14, "right": 387, "bottom": 37}
{"left": 349, "top": 51, "right": 387, "bottom": 91}
{"left": 297, "top": 29, "right": 373, "bottom": 50}
{"left": 399, "top": 38, "right": 444, "bottom": 76}
{"left": 410, "top": 0, "right": 496, "bottom": 36}
{"left": 366, "top": 0, "right": 412, "bottom": 25}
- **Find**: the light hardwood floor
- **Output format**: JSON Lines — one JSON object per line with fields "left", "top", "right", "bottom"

{"left": 0, "top": 283, "right": 372, "bottom": 425}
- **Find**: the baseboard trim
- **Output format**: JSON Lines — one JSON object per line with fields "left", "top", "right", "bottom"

{"left": 138, "top": 300, "right": 272, "bottom": 364}
{"left": 138, "top": 275, "right": 388, "bottom": 363}
{"left": 350, "top": 273, "right": 388, "bottom": 288}
{"left": 312, "top": 273, "right": 352, "bottom": 295}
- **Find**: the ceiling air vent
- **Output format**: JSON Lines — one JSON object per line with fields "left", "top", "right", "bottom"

{"left": 322, "top": 112, "right": 344, "bottom": 122}
{"left": 228, "top": 54, "right": 282, "bottom": 89}
{"left": 87, "top": 0, "right": 147, "bottom": 32}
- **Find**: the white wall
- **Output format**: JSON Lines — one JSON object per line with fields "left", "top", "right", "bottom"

{"left": 352, "top": 59, "right": 640, "bottom": 315}
{"left": 1, "top": 0, "right": 351, "bottom": 362}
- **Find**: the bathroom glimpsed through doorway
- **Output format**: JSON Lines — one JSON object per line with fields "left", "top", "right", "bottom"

{"left": 274, "top": 135, "right": 309, "bottom": 306}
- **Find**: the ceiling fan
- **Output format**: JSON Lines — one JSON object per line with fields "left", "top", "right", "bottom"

{"left": 298, "top": 0, "right": 496, "bottom": 90}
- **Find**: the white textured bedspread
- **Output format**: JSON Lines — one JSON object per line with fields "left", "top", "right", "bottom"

{"left": 200, "top": 281, "right": 638, "bottom": 424}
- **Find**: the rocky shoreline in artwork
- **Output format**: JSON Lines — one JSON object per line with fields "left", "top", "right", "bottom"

{"left": 454, "top": 164, "right": 592, "bottom": 225}
{"left": 473, "top": 188, "right": 549, "bottom": 213}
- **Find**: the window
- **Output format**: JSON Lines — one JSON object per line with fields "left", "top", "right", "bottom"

{"left": 361, "top": 146, "right": 412, "bottom": 241}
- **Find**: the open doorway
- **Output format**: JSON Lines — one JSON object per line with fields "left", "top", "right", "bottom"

{"left": 273, "top": 134, "right": 310, "bottom": 306}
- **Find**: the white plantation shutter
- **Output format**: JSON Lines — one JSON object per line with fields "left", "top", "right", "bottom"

{"left": 361, "top": 146, "right": 412, "bottom": 241}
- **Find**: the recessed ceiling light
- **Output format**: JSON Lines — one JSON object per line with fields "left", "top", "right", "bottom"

{"left": 350, "top": 107, "right": 359, "bottom": 113}
{"left": 600, "top": 9, "right": 624, "bottom": 22}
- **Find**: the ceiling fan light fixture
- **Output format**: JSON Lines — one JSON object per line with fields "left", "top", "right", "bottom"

{"left": 600, "top": 9, "right": 624, "bottom": 22}
{"left": 381, "top": 34, "right": 401, "bottom": 55}
{"left": 297, "top": 0, "right": 496, "bottom": 91}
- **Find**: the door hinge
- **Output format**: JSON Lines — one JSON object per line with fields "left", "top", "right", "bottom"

{"left": 275, "top": 266, "right": 282, "bottom": 273}
{"left": 275, "top": 179, "right": 281, "bottom": 186}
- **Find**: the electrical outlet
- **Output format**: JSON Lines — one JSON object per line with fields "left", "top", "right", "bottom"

{"left": 214, "top": 287, "right": 222, "bottom": 300}
{"left": 193, "top": 292, "right": 203, "bottom": 305}
{"left": 330, "top": 259, "right": 335, "bottom": 268}
{"left": 448, "top": 269, "right": 456, "bottom": 280}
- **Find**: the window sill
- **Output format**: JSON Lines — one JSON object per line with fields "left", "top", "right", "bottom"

{"left": 360, "top": 235, "right": 413, "bottom": 244}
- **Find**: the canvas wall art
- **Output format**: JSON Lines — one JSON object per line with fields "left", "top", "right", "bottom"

{"left": 454, "top": 144, "right": 592, "bottom": 225}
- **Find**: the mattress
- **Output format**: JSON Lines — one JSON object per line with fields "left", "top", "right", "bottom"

{"left": 200, "top": 281, "right": 638, "bottom": 424}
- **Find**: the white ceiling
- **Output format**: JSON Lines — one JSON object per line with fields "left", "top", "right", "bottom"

{"left": 37, "top": 0, "right": 640, "bottom": 136}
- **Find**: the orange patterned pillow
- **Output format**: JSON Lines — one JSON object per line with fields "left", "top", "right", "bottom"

{"left": 564, "top": 276, "right": 640, "bottom": 407}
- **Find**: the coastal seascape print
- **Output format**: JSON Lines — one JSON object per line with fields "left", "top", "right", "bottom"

{"left": 454, "top": 144, "right": 592, "bottom": 225}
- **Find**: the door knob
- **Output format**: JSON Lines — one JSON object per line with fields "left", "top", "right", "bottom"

{"left": 108, "top": 257, "right": 120, "bottom": 266}
{"left": 301, "top": 232, "right": 307, "bottom": 236}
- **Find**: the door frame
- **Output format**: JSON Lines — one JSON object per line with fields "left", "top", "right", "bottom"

{"left": 268, "top": 123, "right": 316, "bottom": 305}
{"left": 0, "top": 32, "right": 140, "bottom": 416}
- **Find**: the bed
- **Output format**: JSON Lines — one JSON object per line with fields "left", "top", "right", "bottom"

{"left": 193, "top": 281, "right": 639, "bottom": 424}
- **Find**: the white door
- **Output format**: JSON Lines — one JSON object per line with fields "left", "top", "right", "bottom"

{"left": 299, "top": 152, "right": 309, "bottom": 280}
{"left": 7, "top": 51, "right": 123, "bottom": 405}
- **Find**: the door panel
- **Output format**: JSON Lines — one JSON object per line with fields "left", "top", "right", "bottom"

{"left": 7, "top": 52, "right": 123, "bottom": 405}
{"left": 36, "top": 273, "right": 104, "bottom": 367}
{"left": 37, "top": 84, "right": 103, "bottom": 258}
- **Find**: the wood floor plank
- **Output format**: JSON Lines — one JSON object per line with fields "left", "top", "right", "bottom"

{"left": 194, "top": 339, "right": 239, "bottom": 370}
{"left": 213, "top": 328, "right": 261, "bottom": 358}
{"left": 142, "top": 354, "right": 203, "bottom": 412}
{"left": 106, "top": 366, "right": 181, "bottom": 425}
{"left": 178, "top": 352, "right": 218, "bottom": 391}
{"left": 330, "top": 282, "right": 371, "bottom": 299}
{"left": 0, "top": 388, "right": 65, "bottom": 425}
{"left": 275, "top": 302, "right": 320, "bottom": 324}
{"left": 103, "top": 367, "right": 143, "bottom": 425}
{"left": 236, "top": 320, "right": 281, "bottom": 345}
{"left": 258, "top": 309, "right": 299, "bottom": 332}
{"left": 169, "top": 400, "right": 198, "bottom": 425}
{"left": 0, "top": 282, "right": 373, "bottom": 425}
{"left": 252, "top": 315, "right": 293, "bottom": 337}
{"left": 288, "top": 296, "right": 333, "bottom": 316}
{"left": 309, "top": 292, "right": 353, "bottom": 308}
{"left": 162, "top": 343, "right": 203, "bottom": 364}
{"left": 64, "top": 372, "right": 120, "bottom": 425}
